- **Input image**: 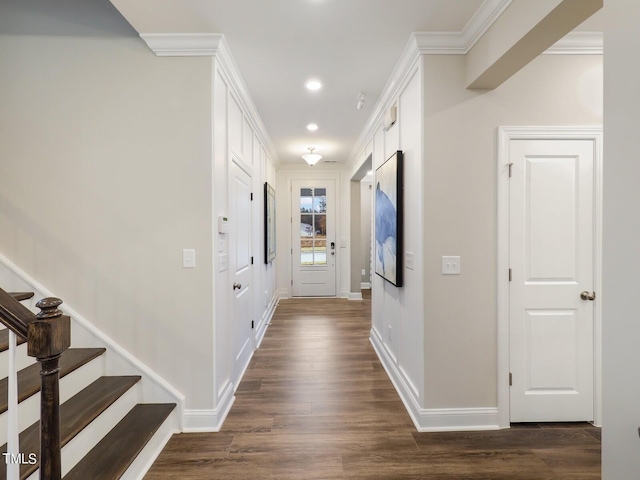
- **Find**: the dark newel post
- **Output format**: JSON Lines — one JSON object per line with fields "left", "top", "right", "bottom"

{"left": 28, "top": 298, "right": 71, "bottom": 480}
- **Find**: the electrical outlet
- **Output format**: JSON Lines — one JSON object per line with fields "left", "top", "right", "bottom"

{"left": 442, "top": 256, "right": 461, "bottom": 275}
{"left": 387, "top": 325, "right": 392, "bottom": 343}
{"left": 361, "top": 269, "right": 366, "bottom": 276}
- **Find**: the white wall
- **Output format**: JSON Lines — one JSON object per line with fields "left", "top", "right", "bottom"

{"left": 360, "top": 181, "right": 372, "bottom": 286}
{"left": 0, "top": 1, "right": 280, "bottom": 430}
{"left": 212, "top": 69, "right": 278, "bottom": 409}
{"left": 0, "top": 1, "right": 214, "bottom": 409}
{"left": 365, "top": 63, "right": 426, "bottom": 424}
{"left": 602, "top": 0, "right": 640, "bottom": 477}
{"left": 422, "top": 53, "right": 602, "bottom": 410}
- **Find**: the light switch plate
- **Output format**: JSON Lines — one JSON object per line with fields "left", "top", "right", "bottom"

{"left": 405, "top": 251, "right": 415, "bottom": 270}
{"left": 442, "top": 256, "right": 461, "bottom": 275}
{"left": 219, "top": 253, "right": 228, "bottom": 272}
{"left": 183, "top": 249, "right": 196, "bottom": 268}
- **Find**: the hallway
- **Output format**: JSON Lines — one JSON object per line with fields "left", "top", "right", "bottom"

{"left": 145, "top": 294, "right": 601, "bottom": 479}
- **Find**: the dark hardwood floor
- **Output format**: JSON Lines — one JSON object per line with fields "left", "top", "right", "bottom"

{"left": 145, "top": 291, "right": 600, "bottom": 479}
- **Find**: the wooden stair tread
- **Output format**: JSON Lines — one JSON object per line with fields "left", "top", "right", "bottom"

{"left": 0, "top": 328, "right": 27, "bottom": 353}
{"left": 64, "top": 403, "right": 176, "bottom": 480}
{"left": 0, "top": 348, "right": 106, "bottom": 414}
{"left": 8, "top": 292, "right": 35, "bottom": 302}
{"left": 0, "top": 376, "right": 141, "bottom": 480}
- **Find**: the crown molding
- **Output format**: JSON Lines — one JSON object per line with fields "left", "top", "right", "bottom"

{"left": 461, "top": 0, "right": 514, "bottom": 52}
{"left": 544, "top": 32, "right": 603, "bottom": 55}
{"left": 348, "top": 3, "right": 602, "bottom": 168}
{"left": 140, "top": 33, "right": 223, "bottom": 56}
{"left": 139, "top": 33, "right": 279, "bottom": 165}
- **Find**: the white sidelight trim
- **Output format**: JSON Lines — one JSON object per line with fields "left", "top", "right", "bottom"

{"left": 497, "top": 126, "right": 603, "bottom": 429}
{"left": 371, "top": 330, "right": 499, "bottom": 432}
{"left": 183, "top": 382, "right": 235, "bottom": 432}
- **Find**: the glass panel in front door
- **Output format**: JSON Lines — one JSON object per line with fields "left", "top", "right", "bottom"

{"left": 299, "top": 187, "right": 328, "bottom": 265}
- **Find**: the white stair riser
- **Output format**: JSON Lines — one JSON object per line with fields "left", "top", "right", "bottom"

{"left": 0, "top": 356, "right": 103, "bottom": 446}
{"left": 23, "top": 384, "right": 140, "bottom": 480}
{"left": 0, "top": 343, "right": 35, "bottom": 379}
{"left": 120, "top": 411, "right": 178, "bottom": 480}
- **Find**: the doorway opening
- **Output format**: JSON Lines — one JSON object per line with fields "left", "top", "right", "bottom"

{"left": 349, "top": 154, "right": 374, "bottom": 300}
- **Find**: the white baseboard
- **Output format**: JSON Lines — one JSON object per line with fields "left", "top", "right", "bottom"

{"left": 348, "top": 292, "right": 363, "bottom": 301}
{"left": 361, "top": 282, "right": 371, "bottom": 289}
{"left": 0, "top": 252, "right": 186, "bottom": 429}
{"left": 183, "top": 381, "right": 235, "bottom": 432}
{"left": 256, "top": 292, "right": 278, "bottom": 349}
{"left": 370, "top": 329, "right": 499, "bottom": 432}
{"left": 278, "top": 287, "right": 289, "bottom": 299}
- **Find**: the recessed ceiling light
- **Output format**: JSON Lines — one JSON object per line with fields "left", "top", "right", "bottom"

{"left": 305, "top": 79, "right": 322, "bottom": 91}
{"left": 307, "top": 123, "right": 318, "bottom": 131}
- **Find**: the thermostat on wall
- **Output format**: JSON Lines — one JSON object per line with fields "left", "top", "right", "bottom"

{"left": 218, "top": 216, "right": 229, "bottom": 234}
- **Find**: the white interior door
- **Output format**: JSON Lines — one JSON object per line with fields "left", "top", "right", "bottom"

{"left": 291, "top": 180, "right": 336, "bottom": 297}
{"left": 509, "top": 138, "right": 596, "bottom": 422}
{"left": 230, "top": 160, "right": 253, "bottom": 387}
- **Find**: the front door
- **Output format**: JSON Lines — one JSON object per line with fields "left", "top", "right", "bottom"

{"left": 291, "top": 180, "right": 336, "bottom": 296}
{"left": 509, "top": 138, "right": 596, "bottom": 422}
{"left": 230, "top": 159, "right": 253, "bottom": 387}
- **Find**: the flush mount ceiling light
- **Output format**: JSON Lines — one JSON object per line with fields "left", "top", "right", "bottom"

{"left": 302, "top": 147, "right": 322, "bottom": 166}
{"left": 307, "top": 123, "right": 318, "bottom": 131}
{"left": 305, "top": 79, "right": 322, "bottom": 91}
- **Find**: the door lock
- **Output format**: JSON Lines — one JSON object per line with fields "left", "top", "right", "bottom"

{"left": 233, "top": 283, "right": 242, "bottom": 290}
{"left": 580, "top": 291, "right": 596, "bottom": 301}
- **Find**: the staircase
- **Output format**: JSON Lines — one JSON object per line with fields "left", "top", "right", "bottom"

{"left": 0, "top": 289, "right": 176, "bottom": 480}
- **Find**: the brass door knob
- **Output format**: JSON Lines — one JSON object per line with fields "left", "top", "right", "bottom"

{"left": 580, "top": 291, "right": 596, "bottom": 301}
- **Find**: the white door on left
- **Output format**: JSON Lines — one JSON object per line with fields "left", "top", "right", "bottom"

{"left": 230, "top": 160, "right": 253, "bottom": 388}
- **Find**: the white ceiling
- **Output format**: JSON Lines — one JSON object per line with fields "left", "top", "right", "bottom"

{"left": 110, "top": 0, "right": 602, "bottom": 166}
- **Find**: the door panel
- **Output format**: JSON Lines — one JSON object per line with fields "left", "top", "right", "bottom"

{"left": 230, "top": 160, "right": 253, "bottom": 387}
{"left": 292, "top": 180, "right": 336, "bottom": 296}
{"left": 510, "top": 139, "right": 595, "bottom": 422}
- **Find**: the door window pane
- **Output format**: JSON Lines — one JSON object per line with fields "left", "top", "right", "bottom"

{"left": 300, "top": 189, "right": 313, "bottom": 213}
{"left": 313, "top": 189, "right": 327, "bottom": 213}
{"left": 299, "top": 188, "right": 329, "bottom": 266}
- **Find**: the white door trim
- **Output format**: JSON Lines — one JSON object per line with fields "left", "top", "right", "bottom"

{"left": 497, "top": 126, "right": 603, "bottom": 428}
{"left": 282, "top": 170, "right": 342, "bottom": 298}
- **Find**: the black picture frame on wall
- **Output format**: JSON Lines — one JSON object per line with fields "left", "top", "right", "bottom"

{"left": 264, "top": 182, "right": 276, "bottom": 264}
{"left": 374, "top": 151, "right": 403, "bottom": 287}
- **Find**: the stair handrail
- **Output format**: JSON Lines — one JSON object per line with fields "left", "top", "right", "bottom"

{"left": 0, "top": 287, "right": 34, "bottom": 339}
{"left": 0, "top": 287, "right": 70, "bottom": 480}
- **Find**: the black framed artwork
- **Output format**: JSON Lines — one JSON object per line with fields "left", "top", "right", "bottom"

{"left": 374, "top": 151, "right": 403, "bottom": 287}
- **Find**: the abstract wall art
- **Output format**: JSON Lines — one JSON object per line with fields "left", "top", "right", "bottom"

{"left": 374, "top": 151, "right": 403, "bottom": 287}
